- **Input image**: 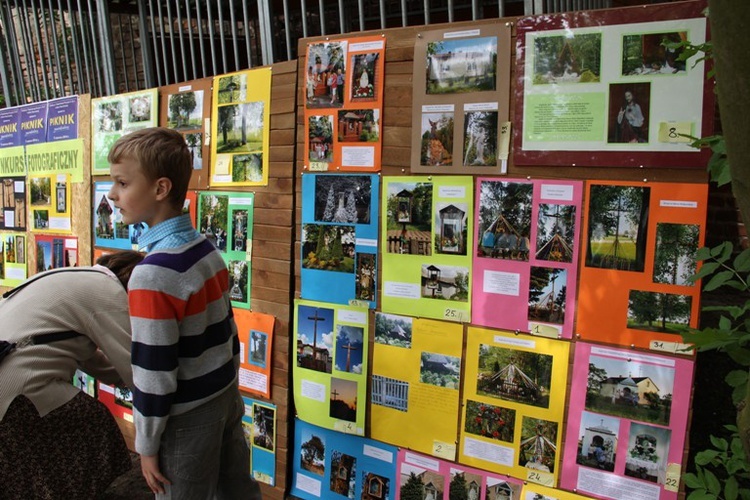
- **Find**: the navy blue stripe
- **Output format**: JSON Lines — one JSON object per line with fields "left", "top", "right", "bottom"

{"left": 141, "top": 239, "right": 215, "bottom": 273}
{"left": 132, "top": 341, "right": 179, "bottom": 371}
{"left": 178, "top": 317, "right": 234, "bottom": 358}
{"left": 133, "top": 387, "right": 175, "bottom": 418}
{"left": 174, "top": 359, "right": 236, "bottom": 404}
{"left": 232, "top": 335, "right": 240, "bottom": 356}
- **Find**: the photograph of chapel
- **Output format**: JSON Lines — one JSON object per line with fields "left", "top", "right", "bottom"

{"left": 399, "top": 464, "right": 445, "bottom": 500}
{"left": 586, "top": 184, "right": 650, "bottom": 272}
{"left": 449, "top": 470, "right": 482, "bottom": 500}
{"left": 586, "top": 354, "right": 674, "bottom": 426}
{"left": 575, "top": 411, "right": 620, "bottom": 472}
{"left": 329, "top": 450, "right": 356, "bottom": 497}
{"left": 425, "top": 36, "right": 498, "bottom": 94}
{"left": 477, "top": 180, "right": 533, "bottom": 260}
{"left": 360, "top": 470, "right": 390, "bottom": 500}
{"left": 385, "top": 182, "right": 433, "bottom": 255}
{"left": 476, "top": 344, "right": 553, "bottom": 408}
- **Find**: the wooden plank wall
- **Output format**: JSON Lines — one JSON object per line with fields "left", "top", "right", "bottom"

{"left": 294, "top": 11, "right": 707, "bottom": 491}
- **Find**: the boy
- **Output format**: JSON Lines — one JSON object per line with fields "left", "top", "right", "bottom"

{"left": 107, "top": 127, "right": 261, "bottom": 499}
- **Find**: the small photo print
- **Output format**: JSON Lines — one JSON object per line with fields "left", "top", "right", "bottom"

{"left": 217, "top": 102, "right": 264, "bottom": 154}
{"left": 185, "top": 133, "right": 203, "bottom": 170}
{"left": 426, "top": 36, "right": 497, "bottom": 94}
{"left": 371, "top": 374, "right": 409, "bottom": 412}
{"left": 337, "top": 109, "right": 379, "bottom": 142}
{"left": 374, "top": 312, "right": 412, "bottom": 348}
{"left": 485, "top": 478, "right": 520, "bottom": 499}
{"left": 114, "top": 386, "right": 133, "bottom": 410}
{"left": 296, "top": 304, "right": 334, "bottom": 374}
{"left": 360, "top": 471, "right": 389, "bottom": 500}
{"left": 15, "top": 236, "right": 25, "bottom": 264}
{"left": 464, "top": 399, "right": 516, "bottom": 442}
{"left": 622, "top": 31, "right": 688, "bottom": 76}
{"left": 476, "top": 180, "right": 533, "bottom": 260}
{"left": 314, "top": 175, "right": 372, "bottom": 224}
{"left": 231, "top": 209, "right": 249, "bottom": 252}
{"left": 420, "top": 264, "right": 469, "bottom": 302}
{"left": 128, "top": 95, "right": 152, "bottom": 123}
{"left": 420, "top": 112, "right": 454, "bottom": 166}
{"left": 33, "top": 210, "right": 49, "bottom": 230}
{"left": 30, "top": 177, "right": 50, "bottom": 206}
{"left": 607, "top": 82, "right": 651, "bottom": 144}
{"left": 253, "top": 404, "right": 275, "bottom": 451}
{"left": 586, "top": 184, "right": 650, "bottom": 272}
{"left": 94, "top": 194, "right": 115, "bottom": 239}
{"left": 463, "top": 110, "right": 498, "bottom": 167}
{"left": 228, "top": 260, "right": 249, "bottom": 303}
{"left": 449, "top": 470, "right": 482, "bottom": 500}
{"left": 434, "top": 202, "right": 468, "bottom": 255}
{"left": 419, "top": 351, "right": 460, "bottom": 389}
{"left": 399, "top": 463, "right": 445, "bottom": 499}
{"left": 528, "top": 267, "right": 568, "bottom": 326}
{"left": 97, "top": 101, "right": 123, "bottom": 132}
{"left": 216, "top": 74, "right": 246, "bottom": 105}
{"left": 653, "top": 223, "right": 699, "bottom": 286}
{"left": 518, "top": 417, "right": 558, "bottom": 473}
{"left": 536, "top": 204, "right": 576, "bottom": 263}
{"left": 308, "top": 115, "right": 334, "bottom": 162}
{"left": 477, "top": 344, "right": 553, "bottom": 408}
{"left": 231, "top": 152, "right": 263, "bottom": 183}
{"left": 55, "top": 182, "right": 66, "bottom": 213}
{"left": 305, "top": 41, "right": 347, "bottom": 108}
{"left": 624, "top": 422, "right": 672, "bottom": 484}
{"left": 167, "top": 90, "right": 204, "bottom": 129}
{"left": 576, "top": 411, "right": 620, "bottom": 472}
{"left": 248, "top": 330, "right": 268, "bottom": 368}
{"left": 532, "top": 33, "right": 602, "bottom": 84}
{"left": 385, "top": 182, "right": 433, "bottom": 255}
{"left": 301, "top": 224, "right": 356, "bottom": 274}
{"left": 329, "top": 451, "right": 357, "bottom": 497}
{"left": 329, "top": 377, "right": 358, "bottom": 422}
{"left": 627, "top": 290, "right": 692, "bottom": 333}
{"left": 334, "top": 325, "right": 364, "bottom": 374}
{"left": 199, "top": 193, "right": 229, "bottom": 252}
{"left": 36, "top": 239, "right": 52, "bottom": 271}
{"left": 350, "top": 52, "right": 378, "bottom": 101}
{"left": 300, "top": 430, "right": 326, "bottom": 476}
{"left": 354, "top": 253, "right": 376, "bottom": 302}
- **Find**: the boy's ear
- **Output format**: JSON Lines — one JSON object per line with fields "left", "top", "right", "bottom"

{"left": 155, "top": 177, "right": 173, "bottom": 201}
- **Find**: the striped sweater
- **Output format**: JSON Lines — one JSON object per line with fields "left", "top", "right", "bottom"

{"left": 128, "top": 235, "right": 239, "bottom": 456}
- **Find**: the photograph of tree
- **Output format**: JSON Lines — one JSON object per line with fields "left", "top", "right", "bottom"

{"left": 301, "top": 224, "right": 355, "bottom": 273}
{"left": 518, "top": 417, "right": 558, "bottom": 473}
{"left": 329, "top": 451, "right": 357, "bottom": 497}
{"left": 184, "top": 133, "right": 202, "bottom": 170}
{"left": 306, "top": 41, "right": 347, "bottom": 109}
{"left": 334, "top": 325, "right": 364, "bottom": 374}
{"left": 216, "top": 73, "right": 246, "bottom": 104}
{"left": 464, "top": 399, "right": 516, "bottom": 442}
{"left": 231, "top": 153, "right": 263, "bottom": 183}
{"left": 425, "top": 36, "right": 497, "bottom": 94}
{"left": 296, "top": 304, "right": 334, "bottom": 374}
{"left": 96, "top": 101, "right": 123, "bottom": 132}
{"left": 653, "top": 223, "right": 699, "bottom": 286}
{"left": 477, "top": 180, "right": 533, "bottom": 260}
{"left": 532, "top": 32, "right": 601, "bottom": 84}
{"left": 385, "top": 182, "right": 433, "bottom": 255}
{"left": 354, "top": 253, "right": 375, "bottom": 302}
{"left": 420, "top": 264, "right": 469, "bottom": 302}
{"left": 167, "top": 90, "right": 203, "bottom": 128}
{"left": 374, "top": 312, "right": 413, "bottom": 348}
{"left": 300, "top": 431, "right": 326, "bottom": 476}
{"left": 624, "top": 422, "right": 672, "bottom": 484}
{"left": 314, "top": 175, "right": 372, "bottom": 224}
{"left": 449, "top": 470, "right": 482, "bottom": 500}
{"left": 528, "top": 267, "right": 567, "bottom": 325}
{"left": 337, "top": 109, "right": 379, "bottom": 143}
{"left": 621, "top": 31, "right": 687, "bottom": 76}
{"left": 399, "top": 464, "right": 444, "bottom": 500}
{"left": 586, "top": 354, "right": 674, "bottom": 426}
{"left": 30, "top": 177, "right": 50, "bottom": 206}
{"left": 216, "top": 101, "right": 264, "bottom": 154}
{"left": 586, "top": 184, "right": 650, "bottom": 272}
{"left": 434, "top": 202, "right": 468, "bottom": 255}
{"left": 351, "top": 52, "right": 378, "bottom": 101}
{"left": 330, "top": 377, "right": 358, "bottom": 422}
{"left": 308, "top": 115, "right": 334, "bottom": 162}
{"left": 420, "top": 351, "right": 460, "bottom": 389}
{"left": 575, "top": 411, "right": 620, "bottom": 472}
{"left": 627, "top": 290, "right": 692, "bottom": 333}
{"left": 463, "top": 110, "right": 498, "bottom": 166}
{"left": 198, "top": 193, "right": 228, "bottom": 252}
{"left": 420, "top": 112, "right": 454, "bottom": 166}
{"left": 477, "top": 344, "right": 553, "bottom": 408}
{"left": 536, "top": 204, "right": 576, "bottom": 263}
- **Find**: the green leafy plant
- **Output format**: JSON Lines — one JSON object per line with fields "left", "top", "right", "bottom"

{"left": 682, "top": 425, "right": 750, "bottom": 500}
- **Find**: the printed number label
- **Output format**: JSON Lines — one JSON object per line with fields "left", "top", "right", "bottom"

{"left": 443, "top": 308, "right": 464, "bottom": 322}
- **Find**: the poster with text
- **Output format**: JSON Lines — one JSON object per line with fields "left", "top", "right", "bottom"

{"left": 241, "top": 396, "right": 277, "bottom": 486}
{"left": 160, "top": 78, "right": 212, "bottom": 190}
{"left": 301, "top": 173, "right": 379, "bottom": 308}
{"left": 371, "top": 314, "right": 463, "bottom": 460}
{"left": 304, "top": 35, "right": 385, "bottom": 172}
{"left": 0, "top": 147, "right": 27, "bottom": 231}
{"left": 98, "top": 382, "right": 133, "bottom": 422}
{"left": 28, "top": 172, "right": 72, "bottom": 234}
{"left": 411, "top": 23, "right": 512, "bottom": 174}
{"left": 521, "top": 482, "right": 596, "bottom": 499}
{"left": 197, "top": 190, "right": 254, "bottom": 309}
{"left": 236, "top": 309, "right": 275, "bottom": 399}
{"left": 459, "top": 327, "right": 570, "bottom": 487}
{"left": 291, "top": 418, "right": 398, "bottom": 500}
{"left": 46, "top": 95, "right": 79, "bottom": 142}
{"left": 34, "top": 234, "right": 78, "bottom": 271}
{"left": 293, "top": 299, "right": 369, "bottom": 434}
{"left": 577, "top": 181, "right": 708, "bottom": 351}
{"left": 0, "top": 107, "right": 20, "bottom": 147}
{"left": 91, "top": 88, "right": 159, "bottom": 174}
{"left": 396, "top": 449, "right": 523, "bottom": 500}
{"left": 93, "top": 181, "right": 146, "bottom": 250}
{"left": 26, "top": 139, "right": 85, "bottom": 183}
{"left": 18, "top": 102, "right": 48, "bottom": 145}
{"left": 514, "top": 2, "right": 712, "bottom": 168}
{"left": 560, "top": 342, "right": 694, "bottom": 500}
{"left": 0, "top": 231, "right": 27, "bottom": 286}
{"left": 472, "top": 178, "right": 583, "bottom": 339}
{"left": 210, "top": 67, "right": 271, "bottom": 186}
{"left": 381, "top": 176, "right": 474, "bottom": 323}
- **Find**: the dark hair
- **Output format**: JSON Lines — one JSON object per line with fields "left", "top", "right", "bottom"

{"left": 96, "top": 250, "right": 145, "bottom": 289}
{"left": 107, "top": 127, "right": 192, "bottom": 208}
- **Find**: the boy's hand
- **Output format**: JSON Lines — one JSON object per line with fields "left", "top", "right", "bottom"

{"left": 140, "top": 454, "right": 171, "bottom": 494}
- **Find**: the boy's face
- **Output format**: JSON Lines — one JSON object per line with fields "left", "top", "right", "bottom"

{"left": 108, "top": 158, "right": 160, "bottom": 227}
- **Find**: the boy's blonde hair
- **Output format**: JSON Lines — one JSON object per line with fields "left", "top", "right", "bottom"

{"left": 108, "top": 127, "right": 192, "bottom": 207}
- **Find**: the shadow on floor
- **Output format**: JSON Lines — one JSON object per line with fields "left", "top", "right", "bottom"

{"left": 99, "top": 452, "right": 153, "bottom": 499}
